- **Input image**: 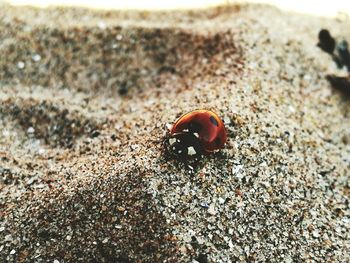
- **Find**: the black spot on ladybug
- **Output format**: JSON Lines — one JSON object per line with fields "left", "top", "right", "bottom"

{"left": 337, "top": 40, "right": 350, "bottom": 71}
{"left": 209, "top": 115, "right": 219, "bottom": 126}
{"left": 215, "top": 137, "right": 221, "bottom": 146}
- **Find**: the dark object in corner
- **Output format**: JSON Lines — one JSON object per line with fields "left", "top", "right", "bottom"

{"left": 318, "top": 31, "right": 350, "bottom": 98}
{"left": 317, "top": 29, "right": 350, "bottom": 72}
{"left": 318, "top": 29, "right": 335, "bottom": 54}
{"left": 326, "top": 75, "right": 350, "bottom": 97}
{"left": 336, "top": 40, "right": 350, "bottom": 71}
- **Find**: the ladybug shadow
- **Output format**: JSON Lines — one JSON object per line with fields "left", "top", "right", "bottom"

{"left": 159, "top": 148, "right": 205, "bottom": 175}
{"left": 203, "top": 150, "right": 231, "bottom": 172}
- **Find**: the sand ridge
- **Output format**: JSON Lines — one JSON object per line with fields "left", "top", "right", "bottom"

{"left": 0, "top": 3, "right": 349, "bottom": 262}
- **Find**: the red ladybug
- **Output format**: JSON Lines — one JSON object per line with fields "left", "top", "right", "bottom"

{"left": 165, "top": 109, "right": 227, "bottom": 161}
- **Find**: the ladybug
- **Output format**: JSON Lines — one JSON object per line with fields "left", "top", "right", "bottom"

{"left": 165, "top": 109, "right": 227, "bottom": 161}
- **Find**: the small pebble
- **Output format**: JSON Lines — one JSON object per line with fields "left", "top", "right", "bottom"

{"left": 218, "top": 197, "right": 225, "bottom": 204}
{"left": 98, "top": 21, "right": 106, "bottom": 29}
{"left": 232, "top": 164, "right": 243, "bottom": 176}
{"left": 312, "top": 230, "right": 320, "bottom": 238}
{"left": 200, "top": 202, "right": 209, "bottom": 208}
{"left": 32, "top": 54, "right": 41, "bottom": 62}
{"left": 2, "top": 130, "right": 10, "bottom": 137}
{"left": 223, "top": 116, "right": 231, "bottom": 124}
{"left": 208, "top": 203, "right": 216, "bottom": 215}
{"left": 17, "top": 61, "right": 25, "bottom": 69}
{"left": 27, "top": 127, "right": 35, "bottom": 134}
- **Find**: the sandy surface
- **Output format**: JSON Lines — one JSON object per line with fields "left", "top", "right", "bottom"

{"left": 0, "top": 3, "right": 349, "bottom": 262}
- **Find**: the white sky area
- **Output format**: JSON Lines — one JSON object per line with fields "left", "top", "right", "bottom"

{"left": 3, "top": 0, "right": 350, "bottom": 18}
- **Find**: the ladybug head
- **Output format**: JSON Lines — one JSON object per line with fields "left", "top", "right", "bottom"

{"left": 165, "top": 132, "right": 203, "bottom": 162}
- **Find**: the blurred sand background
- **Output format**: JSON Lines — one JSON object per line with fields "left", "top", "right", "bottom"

{"left": 2, "top": 0, "right": 350, "bottom": 17}
{"left": 0, "top": 1, "right": 349, "bottom": 262}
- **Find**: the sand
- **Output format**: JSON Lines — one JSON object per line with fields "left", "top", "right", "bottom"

{"left": 0, "top": 3, "right": 349, "bottom": 262}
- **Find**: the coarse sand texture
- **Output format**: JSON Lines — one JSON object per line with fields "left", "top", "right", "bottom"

{"left": 0, "top": 3, "right": 349, "bottom": 263}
